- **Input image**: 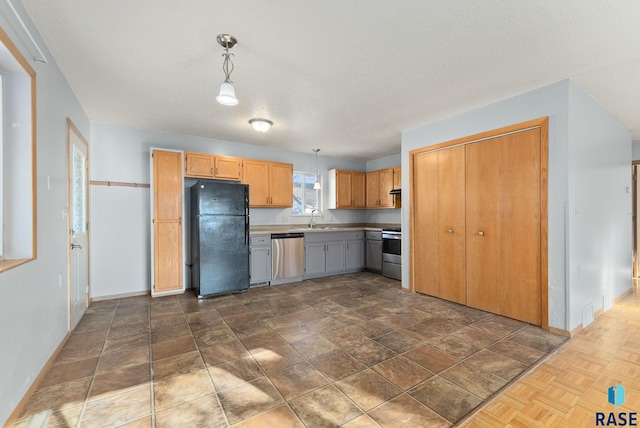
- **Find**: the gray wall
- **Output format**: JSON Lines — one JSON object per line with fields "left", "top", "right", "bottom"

{"left": 402, "top": 80, "right": 631, "bottom": 331}
{"left": 632, "top": 141, "right": 640, "bottom": 160}
{"left": 567, "top": 82, "right": 632, "bottom": 329}
{"left": 0, "top": 1, "right": 90, "bottom": 423}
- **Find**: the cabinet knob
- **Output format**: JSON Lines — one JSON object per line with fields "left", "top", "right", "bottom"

{"left": 447, "top": 229, "right": 453, "bottom": 234}
{"left": 477, "top": 231, "right": 484, "bottom": 236}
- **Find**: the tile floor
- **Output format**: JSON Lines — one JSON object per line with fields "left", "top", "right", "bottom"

{"left": 14, "top": 272, "right": 566, "bottom": 427}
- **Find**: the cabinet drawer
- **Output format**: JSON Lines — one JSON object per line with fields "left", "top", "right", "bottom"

{"left": 250, "top": 235, "right": 270, "bottom": 246}
{"left": 366, "top": 231, "right": 382, "bottom": 241}
{"left": 304, "top": 231, "right": 345, "bottom": 242}
{"left": 346, "top": 231, "right": 364, "bottom": 241}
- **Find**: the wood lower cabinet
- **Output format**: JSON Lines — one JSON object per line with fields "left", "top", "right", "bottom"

{"left": 242, "top": 159, "right": 293, "bottom": 208}
{"left": 328, "top": 169, "right": 366, "bottom": 209}
{"left": 151, "top": 149, "right": 184, "bottom": 295}
{"left": 185, "top": 152, "right": 241, "bottom": 180}
{"left": 413, "top": 146, "right": 465, "bottom": 304}
{"left": 411, "top": 119, "right": 547, "bottom": 327}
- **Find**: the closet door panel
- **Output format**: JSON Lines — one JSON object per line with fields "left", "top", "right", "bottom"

{"left": 412, "top": 151, "right": 440, "bottom": 296}
{"left": 465, "top": 139, "right": 501, "bottom": 314}
{"left": 499, "top": 129, "right": 542, "bottom": 325}
{"left": 438, "top": 146, "right": 466, "bottom": 304}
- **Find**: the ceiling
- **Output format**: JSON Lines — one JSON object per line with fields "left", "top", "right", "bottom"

{"left": 19, "top": 0, "right": 640, "bottom": 161}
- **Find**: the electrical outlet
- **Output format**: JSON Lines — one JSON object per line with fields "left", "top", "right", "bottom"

{"left": 281, "top": 216, "right": 288, "bottom": 223}
{"left": 58, "top": 273, "right": 62, "bottom": 288}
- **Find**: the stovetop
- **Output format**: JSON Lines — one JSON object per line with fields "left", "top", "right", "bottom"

{"left": 382, "top": 227, "right": 401, "bottom": 233}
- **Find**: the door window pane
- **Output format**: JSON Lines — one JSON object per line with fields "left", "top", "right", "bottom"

{"left": 72, "top": 145, "right": 86, "bottom": 234}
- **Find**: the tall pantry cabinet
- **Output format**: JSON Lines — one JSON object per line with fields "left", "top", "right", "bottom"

{"left": 150, "top": 149, "right": 185, "bottom": 296}
{"left": 410, "top": 118, "right": 548, "bottom": 327}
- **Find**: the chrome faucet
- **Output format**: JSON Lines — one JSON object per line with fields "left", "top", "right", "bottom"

{"left": 309, "top": 207, "right": 324, "bottom": 228}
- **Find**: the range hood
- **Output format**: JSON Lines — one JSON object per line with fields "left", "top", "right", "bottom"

{"left": 389, "top": 188, "right": 401, "bottom": 195}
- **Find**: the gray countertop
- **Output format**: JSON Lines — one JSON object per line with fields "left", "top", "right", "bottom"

{"left": 249, "top": 223, "right": 399, "bottom": 235}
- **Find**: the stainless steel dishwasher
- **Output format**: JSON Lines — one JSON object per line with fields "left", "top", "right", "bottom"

{"left": 271, "top": 232, "right": 305, "bottom": 285}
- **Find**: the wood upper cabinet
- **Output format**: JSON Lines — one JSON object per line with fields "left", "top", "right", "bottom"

{"left": 366, "top": 168, "right": 399, "bottom": 209}
{"left": 242, "top": 159, "right": 293, "bottom": 208}
{"left": 328, "top": 169, "right": 366, "bottom": 209}
{"left": 269, "top": 162, "right": 294, "bottom": 207}
{"left": 184, "top": 152, "right": 241, "bottom": 180}
{"left": 151, "top": 149, "right": 183, "bottom": 295}
{"left": 393, "top": 166, "right": 401, "bottom": 189}
{"left": 214, "top": 155, "right": 242, "bottom": 180}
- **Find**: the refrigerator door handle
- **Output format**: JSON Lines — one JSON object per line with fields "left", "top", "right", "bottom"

{"left": 245, "top": 216, "right": 249, "bottom": 246}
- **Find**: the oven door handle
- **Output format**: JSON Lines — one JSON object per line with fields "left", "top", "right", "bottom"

{"left": 382, "top": 234, "right": 401, "bottom": 240}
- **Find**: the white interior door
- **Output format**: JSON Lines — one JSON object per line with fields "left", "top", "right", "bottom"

{"left": 68, "top": 120, "right": 89, "bottom": 330}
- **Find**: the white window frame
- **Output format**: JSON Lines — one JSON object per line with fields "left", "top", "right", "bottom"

{"left": 292, "top": 171, "right": 322, "bottom": 216}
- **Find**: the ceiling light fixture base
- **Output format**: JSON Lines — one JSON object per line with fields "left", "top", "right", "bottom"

{"left": 217, "top": 34, "right": 237, "bottom": 49}
{"left": 249, "top": 118, "right": 273, "bottom": 132}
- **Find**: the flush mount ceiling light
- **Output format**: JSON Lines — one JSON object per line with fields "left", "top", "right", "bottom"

{"left": 313, "top": 148, "right": 322, "bottom": 190}
{"left": 249, "top": 118, "right": 273, "bottom": 132}
{"left": 215, "top": 34, "right": 238, "bottom": 106}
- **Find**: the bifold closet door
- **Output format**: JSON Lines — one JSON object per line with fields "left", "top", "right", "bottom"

{"left": 466, "top": 128, "right": 542, "bottom": 325}
{"left": 413, "top": 146, "right": 466, "bottom": 303}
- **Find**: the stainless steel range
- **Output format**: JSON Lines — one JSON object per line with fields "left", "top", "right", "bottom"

{"left": 382, "top": 227, "right": 401, "bottom": 280}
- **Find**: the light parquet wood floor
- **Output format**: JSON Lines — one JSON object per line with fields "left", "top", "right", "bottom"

{"left": 460, "top": 286, "right": 640, "bottom": 427}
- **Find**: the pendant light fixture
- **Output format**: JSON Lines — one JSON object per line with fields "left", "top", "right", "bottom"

{"left": 313, "top": 149, "right": 322, "bottom": 190}
{"left": 249, "top": 118, "right": 273, "bottom": 132}
{"left": 215, "top": 34, "right": 238, "bottom": 106}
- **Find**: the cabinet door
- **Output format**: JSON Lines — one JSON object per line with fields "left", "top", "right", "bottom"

{"left": 336, "top": 170, "right": 352, "bottom": 208}
{"left": 242, "top": 159, "right": 270, "bottom": 207}
{"left": 351, "top": 172, "right": 366, "bottom": 208}
{"left": 365, "top": 239, "right": 382, "bottom": 270}
{"left": 346, "top": 240, "right": 365, "bottom": 270}
{"left": 269, "top": 162, "right": 293, "bottom": 207}
{"left": 366, "top": 171, "right": 379, "bottom": 208}
{"left": 214, "top": 155, "right": 241, "bottom": 180}
{"left": 152, "top": 150, "right": 183, "bottom": 293}
{"left": 466, "top": 129, "right": 541, "bottom": 324}
{"left": 305, "top": 242, "right": 326, "bottom": 276}
{"left": 393, "top": 166, "right": 401, "bottom": 189}
{"left": 378, "top": 168, "right": 395, "bottom": 207}
{"left": 185, "top": 152, "right": 214, "bottom": 178}
{"left": 325, "top": 241, "right": 345, "bottom": 273}
{"left": 250, "top": 246, "right": 271, "bottom": 284}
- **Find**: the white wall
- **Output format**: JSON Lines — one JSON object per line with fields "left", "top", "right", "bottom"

{"left": 402, "top": 81, "right": 571, "bottom": 329}
{"left": 0, "top": 1, "right": 90, "bottom": 424}
{"left": 567, "top": 81, "right": 632, "bottom": 330}
{"left": 89, "top": 122, "right": 373, "bottom": 298}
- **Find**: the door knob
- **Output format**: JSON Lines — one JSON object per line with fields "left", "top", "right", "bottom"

{"left": 477, "top": 231, "right": 484, "bottom": 236}
{"left": 447, "top": 229, "right": 453, "bottom": 234}
{"left": 71, "top": 243, "right": 83, "bottom": 249}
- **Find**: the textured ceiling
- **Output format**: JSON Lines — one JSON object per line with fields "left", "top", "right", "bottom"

{"left": 19, "top": 0, "right": 640, "bottom": 160}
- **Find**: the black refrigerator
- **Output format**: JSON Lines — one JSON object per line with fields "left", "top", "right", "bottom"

{"left": 191, "top": 179, "right": 250, "bottom": 298}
